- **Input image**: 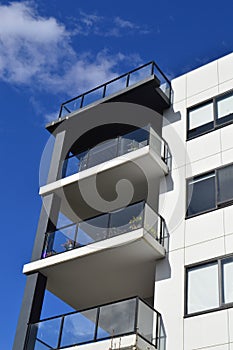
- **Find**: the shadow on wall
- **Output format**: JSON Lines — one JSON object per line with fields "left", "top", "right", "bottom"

{"left": 164, "top": 105, "right": 182, "bottom": 124}
{"left": 155, "top": 255, "right": 171, "bottom": 282}
{"left": 160, "top": 106, "right": 183, "bottom": 194}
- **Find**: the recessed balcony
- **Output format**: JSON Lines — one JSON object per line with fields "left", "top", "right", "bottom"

{"left": 39, "top": 126, "right": 170, "bottom": 221}
{"left": 26, "top": 297, "right": 163, "bottom": 350}
{"left": 62, "top": 126, "right": 170, "bottom": 179}
{"left": 42, "top": 200, "right": 166, "bottom": 258}
{"left": 46, "top": 61, "right": 171, "bottom": 132}
{"left": 23, "top": 201, "right": 167, "bottom": 309}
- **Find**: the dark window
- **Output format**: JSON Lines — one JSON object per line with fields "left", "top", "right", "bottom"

{"left": 187, "top": 172, "right": 216, "bottom": 217}
{"left": 217, "top": 164, "right": 233, "bottom": 205}
{"left": 186, "top": 256, "right": 233, "bottom": 316}
{"left": 187, "top": 164, "right": 233, "bottom": 218}
{"left": 187, "top": 91, "right": 233, "bottom": 139}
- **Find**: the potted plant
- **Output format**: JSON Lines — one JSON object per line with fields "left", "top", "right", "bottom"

{"left": 62, "top": 239, "right": 74, "bottom": 250}
{"left": 129, "top": 215, "right": 142, "bottom": 230}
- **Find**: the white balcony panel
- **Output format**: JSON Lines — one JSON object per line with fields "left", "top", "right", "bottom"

{"left": 40, "top": 145, "right": 168, "bottom": 195}
{"left": 60, "top": 334, "right": 157, "bottom": 350}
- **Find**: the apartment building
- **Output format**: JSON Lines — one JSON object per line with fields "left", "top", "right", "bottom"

{"left": 14, "top": 52, "right": 233, "bottom": 350}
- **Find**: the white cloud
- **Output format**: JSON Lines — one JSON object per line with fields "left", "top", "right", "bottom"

{"left": 0, "top": 2, "right": 66, "bottom": 42}
{"left": 0, "top": 1, "right": 73, "bottom": 85}
{"left": 114, "top": 16, "right": 137, "bottom": 29}
{"left": 0, "top": 1, "right": 143, "bottom": 121}
{"left": 72, "top": 11, "right": 150, "bottom": 37}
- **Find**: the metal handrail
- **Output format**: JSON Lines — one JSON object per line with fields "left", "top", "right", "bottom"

{"left": 58, "top": 61, "right": 171, "bottom": 119}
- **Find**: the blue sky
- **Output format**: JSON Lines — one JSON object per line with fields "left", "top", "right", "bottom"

{"left": 0, "top": 0, "right": 232, "bottom": 348}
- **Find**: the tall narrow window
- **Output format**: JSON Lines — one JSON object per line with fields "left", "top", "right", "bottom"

{"left": 222, "top": 257, "right": 233, "bottom": 304}
{"left": 188, "top": 102, "right": 214, "bottom": 139}
{"left": 216, "top": 92, "right": 233, "bottom": 125}
{"left": 187, "top": 172, "right": 216, "bottom": 217}
{"left": 186, "top": 256, "right": 233, "bottom": 316}
{"left": 217, "top": 164, "right": 233, "bottom": 205}
{"left": 187, "top": 262, "right": 219, "bottom": 314}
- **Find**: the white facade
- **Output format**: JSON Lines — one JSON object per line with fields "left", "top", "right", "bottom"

{"left": 157, "top": 52, "right": 233, "bottom": 350}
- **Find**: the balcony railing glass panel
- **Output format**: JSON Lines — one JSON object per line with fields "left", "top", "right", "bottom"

{"left": 27, "top": 297, "right": 161, "bottom": 350}
{"left": 62, "top": 127, "right": 150, "bottom": 178}
{"left": 76, "top": 213, "right": 109, "bottom": 246}
{"left": 108, "top": 201, "right": 143, "bottom": 237}
{"left": 97, "top": 298, "right": 136, "bottom": 340}
{"left": 61, "top": 309, "right": 97, "bottom": 347}
{"left": 62, "top": 126, "right": 170, "bottom": 179}
{"left": 43, "top": 201, "right": 165, "bottom": 258}
{"left": 58, "top": 61, "right": 171, "bottom": 119}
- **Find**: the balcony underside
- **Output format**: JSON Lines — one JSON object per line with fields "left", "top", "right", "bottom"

{"left": 60, "top": 334, "right": 156, "bottom": 350}
{"left": 40, "top": 146, "right": 168, "bottom": 221}
{"left": 46, "top": 75, "right": 170, "bottom": 134}
{"left": 24, "top": 228, "right": 165, "bottom": 310}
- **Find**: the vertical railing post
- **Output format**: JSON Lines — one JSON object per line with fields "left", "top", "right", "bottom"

{"left": 57, "top": 316, "right": 65, "bottom": 348}
{"left": 160, "top": 217, "right": 163, "bottom": 245}
{"left": 134, "top": 298, "right": 139, "bottom": 335}
{"left": 102, "top": 84, "right": 106, "bottom": 98}
{"left": 155, "top": 312, "right": 159, "bottom": 349}
{"left": 151, "top": 62, "right": 154, "bottom": 76}
{"left": 80, "top": 94, "right": 84, "bottom": 108}
{"left": 94, "top": 306, "right": 100, "bottom": 341}
{"left": 58, "top": 105, "right": 63, "bottom": 119}
{"left": 74, "top": 222, "right": 79, "bottom": 248}
{"left": 126, "top": 73, "right": 130, "bottom": 87}
{"left": 116, "top": 136, "right": 121, "bottom": 157}
{"left": 107, "top": 212, "right": 111, "bottom": 238}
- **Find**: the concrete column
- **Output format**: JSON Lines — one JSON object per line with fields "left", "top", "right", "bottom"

{"left": 14, "top": 130, "right": 66, "bottom": 349}
{"left": 13, "top": 273, "right": 47, "bottom": 350}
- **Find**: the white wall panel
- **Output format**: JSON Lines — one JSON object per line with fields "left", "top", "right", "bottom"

{"left": 185, "top": 210, "right": 224, "bottom": 248}
{"left": 186, "top": 130, "right": 221, "bottom": 163}
{"left": 184, "top": 310, "right": 228, "bottom": 349}
{"left": 187, "top": 61, "right": 218, "bottom": 97}
{"left": 154, "top": 249, "right": 184, "bottom": 350}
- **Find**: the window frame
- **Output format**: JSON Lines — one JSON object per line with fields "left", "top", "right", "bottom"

{"left": 186, "top": 163, "right": 233, "bottom": 219}
{"left": 184, "top": 254, "right": 233, "bottom": 317}
{"left": 187, "top": 89, "right": 233, "bottom": 140}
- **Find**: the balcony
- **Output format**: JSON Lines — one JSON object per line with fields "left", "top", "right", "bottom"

{"left": 40, "top": 126, "right": 170, "bottom": 220}
{"left": 23, "top": 202, "right": 167, "bottom": 309}
{"left": 63, "top": 126, "right": 170, "bottom": 178}
{"left": 46, "top": 62, "right": 171, "bottom": 133}
{"left": 63, "top": 61, "right": 170, "bottom": 114}
{"left": 42, "top": 200, "right": 166, "bottom": 258}
{"left": 26, "top": 297, "right": 163, "bottom": 350}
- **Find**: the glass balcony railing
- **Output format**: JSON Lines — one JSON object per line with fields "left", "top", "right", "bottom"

{"left": 62, "top": 126, "right": 170, "bottom": 179}
{"left": 42, "top": 201, "right": 166, "bottom": 258}
{"left": 58, "top": 61, "right": 171, "bottom": 119}
{"left": 26, "top": 297, "right": 162, "bottom": 350}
